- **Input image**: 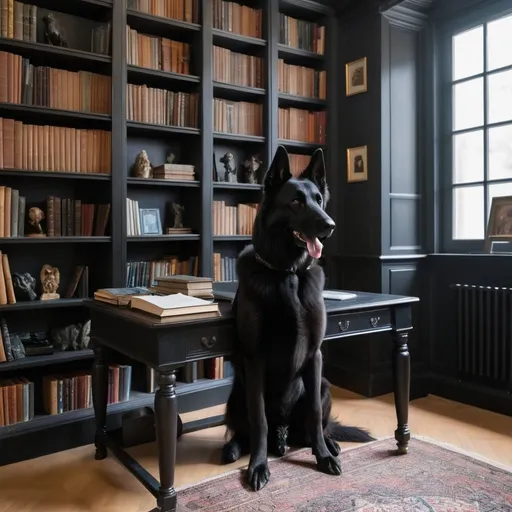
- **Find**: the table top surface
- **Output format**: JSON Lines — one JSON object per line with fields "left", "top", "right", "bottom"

{"left": 84, "top": 286, "right": 419, "bottom": 330}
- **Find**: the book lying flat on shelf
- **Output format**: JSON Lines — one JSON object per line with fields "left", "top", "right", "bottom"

{"left": 130, "top": 293, "right": 220, "bottom": 318}
{"left": 151, "top": 275, "right": 214, "bottom": 298}
{"left": 94, "top": 287, "right": 151, "bottom": 306}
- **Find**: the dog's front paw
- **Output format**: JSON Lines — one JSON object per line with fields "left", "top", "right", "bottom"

{"left": 325, "top": 437, "right": 341, "bottom": 456}
{"left": 247, "top": 461, "right": 270, "bottom": 491}
{"left": 316, "top": 454, "right": 342, "bottom": 476}
{"left": 221, "top": 440, "right": 242, "bottom": 464}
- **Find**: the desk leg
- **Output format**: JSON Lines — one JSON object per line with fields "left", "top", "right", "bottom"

{"left": 92, "top": 343, "right": 108, "bottom": 460}
{"left": 154, "top": 370, "right": 178, "bottom": 512}
{"left": 392, "top": 331, "right": 411, "bottom": 454}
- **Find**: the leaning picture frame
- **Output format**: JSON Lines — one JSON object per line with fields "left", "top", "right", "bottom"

{"left": 139, "top": 208, "right": 162, "bottom": 236}
{"left": 484, "top": 195, "right": 512, "bottom": 253}
{"left": 345, "top": 57, "right": 367, "bottom": 96}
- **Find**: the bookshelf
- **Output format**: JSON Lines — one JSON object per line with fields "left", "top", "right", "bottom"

{"left": 0, "top": 0, "right": 336, "bottom": 465}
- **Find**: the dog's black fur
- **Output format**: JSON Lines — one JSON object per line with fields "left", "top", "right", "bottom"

{"left": 221, "top": 146, "right": 375, "bottom": 491}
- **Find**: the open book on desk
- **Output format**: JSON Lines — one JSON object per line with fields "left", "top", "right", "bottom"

{"left": 130, "top": 293, "right": 221, "bottom": 319}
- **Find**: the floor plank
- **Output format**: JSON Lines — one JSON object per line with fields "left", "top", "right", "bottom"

{"left": 0, "top": 389, "right": 511, "bottom": 512}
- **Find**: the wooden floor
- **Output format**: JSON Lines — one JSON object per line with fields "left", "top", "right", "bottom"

{"left": 1, "top": 388, "right": 511, "bottom": 512}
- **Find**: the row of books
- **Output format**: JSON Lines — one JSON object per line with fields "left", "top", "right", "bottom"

{"left": 127, "top": 85, "right": 199, "bottom": 128}
{"left": 213, "top": 99, "right": 263, "bottom": 137}
{"left": 0, "top": 51, "right": 111, "bottom": 114}
{"left": 0, "top": 117, "right": 112, "bottom": 174}
{"left": 278, "top": 59, "right": 327, "bottom": 100}
{"left": 213, "top": 200, "right": 258, "bottom": 236}
{"left": 278, "top": 108, "right": 327, "bottom": 144}
{"left": 212, "top": 0, "right": 262, "bottom": 39}
{"left": 289, "top": 154, "right": 311, "bottom": 177}
{"left": 279, "top": 13, "right": 326, "bottom": 55}
{"left": 46, "top": 197, "right": 111, "bottom": 237}
{"left": 126, "top": 26, "right": 191, "bottom": 75}
{"left": 213, "top": 46, "right": 263, "bottom": 89}
{"left": 213, "top": 252, "right": 238, "bottom": 283}
{"left": 0, "top": 376, "right": 34, "bottom": 427}
{"left": 42, "top": 365, "right": 132, "bottom": 416}
{"left": 0, "top": 186, "right": 25, "bottom": 238}
{"left": 126, "top": 256, "right": 200, "bottom": 288}
{"left": 128, "top": 0, "right": 199, "bottom": 23}
{"left": 0, "top": 1, "right": 36, "bottom": 42}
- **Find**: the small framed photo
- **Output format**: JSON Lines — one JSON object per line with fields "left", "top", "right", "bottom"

{"left": 140, "top": 208, "right": 162, "bottom": 235}
{"left": 485, "top": 195, "right": 512, "bottom": 252}
{"left": 347, "top": 146, "right": 368, "bottom": 183}
{"left": 345, "top": 57, "right": 367, "bottom": 96}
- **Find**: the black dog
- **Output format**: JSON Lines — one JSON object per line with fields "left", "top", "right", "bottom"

{"left": 221, "top": 146, "right": 375, "bottom": 491}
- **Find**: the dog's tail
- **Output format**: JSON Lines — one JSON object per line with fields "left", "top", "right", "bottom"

{"left": 326, "top": 418, "right": 376, "bottom": 443}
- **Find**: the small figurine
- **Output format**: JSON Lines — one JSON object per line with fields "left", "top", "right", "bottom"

{"left": 220, "top": 152, "right": 237, "bottom": 183}
{"left": 243, "top": 155, "right": 263, "bottom": 184}
{"left": 40, "top": 264, "right": 60, "bottom": 300}
{"left": 172, "top": 203, "right": 184, "bottom": 229}
{"left": 166, "top": 153, "right": 176, "bottom": 164}
{"left": 27, "top": 207, "right": 46, "bottom": 237}
{"left": 12, "top": 272, "right": 37, "bottom": 301}
{"left": 44, "top": 13, "right": 67, "bottom": 48}
{"left": 132, "top": 150, "right": 153, "bottom": 178}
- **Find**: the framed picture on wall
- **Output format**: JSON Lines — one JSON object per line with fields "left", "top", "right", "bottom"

{"left": 345, "top": 57, "right": 367, "bottom": 96}
{"left": 140, "top": 208, "right": 162, "bottom": 235}
{"left": 485, "top": 195, "right": 512, "bottom": 252}
{"left": 347, "top": 145, "right": 368, "bottom": 183}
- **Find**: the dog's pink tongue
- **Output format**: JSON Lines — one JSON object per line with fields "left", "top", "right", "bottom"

{"left": 306, "top": 237, "right": 323, "bottom": 259}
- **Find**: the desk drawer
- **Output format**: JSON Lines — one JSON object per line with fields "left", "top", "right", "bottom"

{"left": 186, "top": 324, "right": 234, "bottom": 361}
{"left": 325, "top": 308, "right": 391, "bottom": 338}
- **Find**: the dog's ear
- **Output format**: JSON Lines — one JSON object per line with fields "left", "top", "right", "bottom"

{"left": 302, "top": 149, "right": 329, "bottom": 202}
{"left": 264, "top": 146, "right": 291, "bottom": 193}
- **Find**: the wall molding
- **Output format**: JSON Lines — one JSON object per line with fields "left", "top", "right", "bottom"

{"left": 380, "top": 0, "right": 433, "bottom": 31}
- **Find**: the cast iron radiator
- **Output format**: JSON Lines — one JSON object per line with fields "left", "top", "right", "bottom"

{"left": 452, "top": 284, "right": 512, "bottom": 391}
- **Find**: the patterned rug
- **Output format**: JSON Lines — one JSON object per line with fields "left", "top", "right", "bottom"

{"left": 176, "top": 437, "right": 512, "bottom": 511}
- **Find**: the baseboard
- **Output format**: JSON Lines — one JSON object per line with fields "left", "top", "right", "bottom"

{"left": 429, "top": 375, "right": 512, "bottom": 417}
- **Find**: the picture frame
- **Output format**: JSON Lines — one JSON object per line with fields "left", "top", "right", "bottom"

{"left": 484, "top": 195, "right": 512, "bottom": 252}
{"left": 346, "top": 145, "right": 368, "bottom": 183}
{"left": 139, "top": 208, "right": 162, "bottom": 235}
{"left": 345, "top": 57, "right": 367, "bottom": 96}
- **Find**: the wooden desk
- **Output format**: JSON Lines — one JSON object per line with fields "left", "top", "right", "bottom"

{"left": 85, "top": 290, "right": 418, "bottom": 512}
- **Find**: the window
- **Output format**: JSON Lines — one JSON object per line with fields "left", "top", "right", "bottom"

{"left": 442, "top": 8, "right": 512, "bottom": 251}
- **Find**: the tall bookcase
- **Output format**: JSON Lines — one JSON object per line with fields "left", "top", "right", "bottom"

{"left": 0, "top": 0, "right": 336, "bottom": 465}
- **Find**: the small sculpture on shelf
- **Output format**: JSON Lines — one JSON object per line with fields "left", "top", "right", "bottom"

{"left": 43, "top": 13, "right": 67, "bottom": 48}
{"left": 132, "top": 150, "right": 153, "bottom": 178}
{"left": 243, "top": 155, "right": 263, "bottom": 184}
{"left": 166, "top": 153, "right": 176, "bottom": 164}
{"left": 220, "top": 152, "right": 237, "bottom": 183}
{"left": 27, "top": 207, "right": 46, "bottom": 237}
{"left": 172, "top": 202, "right": 184, "bottom": 229}
{"left": 12, "top": 272, "right": 37, "bottom": 301}
{"left": 40, "top": 264, "right": 60, "bottom": 301}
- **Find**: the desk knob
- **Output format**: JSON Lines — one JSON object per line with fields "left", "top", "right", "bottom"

{"left": 338, "top": 320, "right": 350, "bottom": 332}
{"left": 201, "top": 336, "right": 217, "bottom": 349}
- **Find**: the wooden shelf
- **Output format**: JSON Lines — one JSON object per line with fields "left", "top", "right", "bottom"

{"left": 28, "top": 0, "right": 112, "bottom": 17}
{"left": 278, "top": 92, "right": 327, "bottom": 108}
{"left": 0, "top": 349, "right": 93, "bottom": 373}
{"left": 213, "top": 82, "right": 266, "bottom": 100}
{"left": 127, "top": 177, "right": 200, "bottom": 188}
{"left": 212, "top": 29, "right": 266, "bottom": 50}
{"left": 213, "top": 235, "right": 252, "bottom": 241}
{"left": 127, "top": 121, "right": 200, "bottom": 136}
{"left": 213, "top": 182, "right": 262, "bottom": 190}
{"left": 213, "top": 132, "right": 265, "bottom": 143}
{"left": 278, "top": 139, "right": 326, "bottom": 151}
{"left": 0, "top": 169, "right": 111, "bottom": 180}
{"left": 127, "top": 65, "right": 200, "bottom": 86}
{"left": 0, "top": 236, "right": 111, "bottom": 244}
{"left": 278, "top": 43, "right": 325, "bottom": 62}
{"left": 127, "top": 9, "right": 201, "bottom": 35}
{"left": 127, "top": 235, "right": 200, "bottom": 242}
{"left": 0, "top": 298, "right": 84, "bottom": 312}
{"left": 0, "top": 378, "right": 233, "bottom": 439}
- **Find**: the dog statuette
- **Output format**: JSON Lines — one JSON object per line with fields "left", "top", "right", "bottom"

{"left": 44, "top": 13, "right": 67, "bottom": 47}
{"left": 171, "top": 203, "right": 184, "bottom": 229}
{"left": 220, "top": 152, "right": 237, "bottom": 183}
{"left": 132, "top": 150, "right": 153, "bottom": 178}
{"left": 27, "top": 207, "right": 46, "bottom": 237}
{"left": 40, "top": 264, "right": 60, "bottom": 300}
{"left": 243, "top": 155, "right": 262, "bottom": 184}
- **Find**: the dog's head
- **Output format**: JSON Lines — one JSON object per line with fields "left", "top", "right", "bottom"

{"left": 260, "top": 146, "right": 335, "bottom": 260}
